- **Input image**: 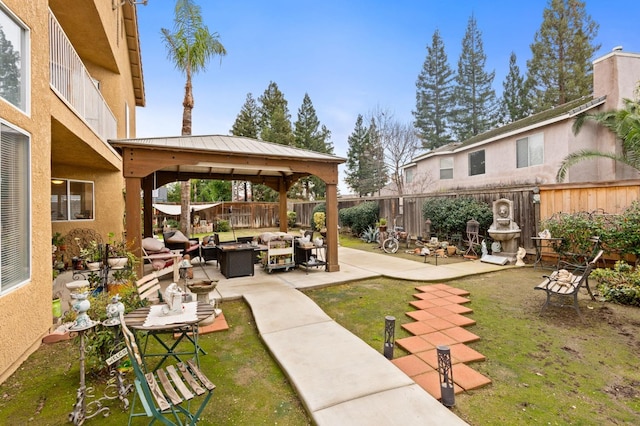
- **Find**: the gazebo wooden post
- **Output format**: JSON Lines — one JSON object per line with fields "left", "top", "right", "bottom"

{"left": 279, "top": 178, "right": 288, "bottom": 232}
{"left": 325, "top": 182, "right": 340, "bottom": 272}
{"left": 142, "top": 176, "right": 154, "bottom": 238}
{"left": 125, "top": 176, "right": 143, "bottom": 280}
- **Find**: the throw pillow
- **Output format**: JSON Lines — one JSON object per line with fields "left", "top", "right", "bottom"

{"left": 166, "top": 230, "right": 189, "bottom": 243}
{"left": 142, "top": 237, "right": 165, "bottom": 253}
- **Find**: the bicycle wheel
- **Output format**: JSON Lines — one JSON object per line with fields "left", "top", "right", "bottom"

{"left": 382, "top": 238, "right": 399, "bottom": 254}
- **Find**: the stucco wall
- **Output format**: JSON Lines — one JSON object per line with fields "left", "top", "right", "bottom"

{"left": 0, "top": 0, "right": 53, "bottom": 384}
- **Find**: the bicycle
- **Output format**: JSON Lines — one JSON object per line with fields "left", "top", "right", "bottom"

{"left": 381, "top": 225, "right": 404, "bottom": 254}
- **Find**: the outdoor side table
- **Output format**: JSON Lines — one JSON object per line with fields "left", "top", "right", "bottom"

{"left": 123, "top": 301, "right": 215, "bottom": 372}
{"left": 531, "top": 237, "right": 562, "bottom": 269}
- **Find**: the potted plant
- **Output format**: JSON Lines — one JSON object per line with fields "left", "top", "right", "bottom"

{"left": 107, "top": 237, "right": 130, "bottom": 269}
{"left": 313, "top": 212, "right": 326, "bottom": 236}
{"left": 378, "top": 218, "right": 388, "bottom": 232}
{"left": 80, "top": 240, "right": 103, "bottom": 271}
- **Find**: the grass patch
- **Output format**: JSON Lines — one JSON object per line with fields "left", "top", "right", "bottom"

{"left": 3, "top": 232, "right": 639, "bottom": 424}
{"left": 305, "top": 268, "right": 640, "bottom": 425}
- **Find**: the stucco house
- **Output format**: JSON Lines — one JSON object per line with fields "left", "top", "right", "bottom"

{"left": 402, "top": 50, "right": 640, "bottom": 194}
{"left": 0, "top": 0, "right": 144, "bottom": 383}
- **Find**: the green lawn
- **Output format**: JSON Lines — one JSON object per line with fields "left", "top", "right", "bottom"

{"left": 2, "top": 232, "right": 638, "bottom": 425}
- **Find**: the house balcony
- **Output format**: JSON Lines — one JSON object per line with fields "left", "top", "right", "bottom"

{"left": 49, "top": 11, "right": 117, "bottom": 143}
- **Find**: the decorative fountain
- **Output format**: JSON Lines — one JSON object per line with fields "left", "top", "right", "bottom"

{"left": 186, "top": 280, "right": 220, "bottom": 325}
{"left": 487, "top": 198, "right": 521, "bottom": 264}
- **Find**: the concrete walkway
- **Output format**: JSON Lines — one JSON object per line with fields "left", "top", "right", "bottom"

{"left": 199, "top": 247, "right": 509, "bottom": 425}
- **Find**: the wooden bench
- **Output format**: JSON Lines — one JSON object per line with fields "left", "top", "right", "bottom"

{"left": 534, "top": 250, "right": 603, "bottom": 319}
{"left": 136, "top": 273, "right": 162, "bottom": 304}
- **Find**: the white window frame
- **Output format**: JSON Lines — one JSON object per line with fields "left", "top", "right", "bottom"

{"left": 405, "top": 168, "right": 413, "bottom": 184}
{"left": 516, "top": 133, "right": 544, "bottom": 168}
{"left": 0, "top": 3, "right": 30, "bottom": 114}
{"left": 51, "top": 179, "right": 95, "bottom": 222}
{"left": 0, "top": 120, "right": 31, "bottom": 294}
{"left": 440, "top": 157, "right": 453, "bottom": 179}
{"left": 468, "top": 150, "right": 485, "bottom": 176}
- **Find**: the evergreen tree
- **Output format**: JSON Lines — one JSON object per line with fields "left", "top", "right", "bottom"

{"left": 451, "top": 14, "right": 498, "bottom": 141}
{"left": 258, "top": 81, "right": 295, "bottom": 145}
{"left": 0, "top": 26, "right": 21, "bottom": 107}
{"left": 230, "top": 93, "right": 260, "bottom": 201}
{"left": 366, "top": 118, "right": 389, "bottom": 195}
{"left": 499, "top": 52, "right": 533, "bottom": 124}
{"left": 413, "top": 29, "right": 455, "bottom": 149}
{"left": 230, "top": 93, "right": 259, "bottom": 138}
{"left": 527, "top": 0, "right": 600, "bottom": 112}
{"left": 291, "top": 93, "right": 334, "bottom": 200}
{"left": 345, "top": 115, "right": 375, "bottom": 196}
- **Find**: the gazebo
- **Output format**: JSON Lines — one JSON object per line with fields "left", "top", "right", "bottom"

{"left": 110, "top": 135, "right": 345, "bottom": 276}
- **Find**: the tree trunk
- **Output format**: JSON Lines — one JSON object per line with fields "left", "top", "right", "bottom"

{"left": 180, "top": 66, "right": 193, "bottom": 236}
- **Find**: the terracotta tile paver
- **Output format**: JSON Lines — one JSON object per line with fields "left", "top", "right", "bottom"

{"left": 449, "top": 343, "right": 486, "bottom": 363}
{"left": 402, "top": 321, "right": 437, "bottom": 336}
{"left": 391, "top": 355, "right": 433, "bottom": 376}
{"left": 405, "top": 310, "right": 437, "bottom": 321}
{"left": 421, "top": 331, "right": 458, "bottom": 347}
{"left": 395, "top": 335, "right": 434, "bottom": 353}
{"left": 452, "top": 363, "right": 492, "bottom": 390}
{"left": 442, "top": 313, "right": 476, "bottom": 327}
{"left": 396, "top": 283, "right": 491, "bottom": 398}
{"left": 443, "top": 295, "right": 471, "bottom": 304}
{"left": 441, "top": 303, "right": 474, "bottom": 314}
{"left": 441, "top": 326, "right": 481, "bottom": 343}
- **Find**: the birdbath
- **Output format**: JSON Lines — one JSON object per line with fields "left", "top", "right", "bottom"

{"left": 186, "top": 280, "right": 219, "bottom": 326}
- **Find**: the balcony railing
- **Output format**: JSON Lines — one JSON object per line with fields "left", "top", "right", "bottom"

{"left": 49, "top": 11, "right": 117, "bottom": 141}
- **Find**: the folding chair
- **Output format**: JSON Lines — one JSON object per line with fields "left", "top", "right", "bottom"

{"left": 120, "top": 313, "right": 216, "bottom": 425}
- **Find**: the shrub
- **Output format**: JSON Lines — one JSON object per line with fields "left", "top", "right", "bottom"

{"left": 592, "top": 260, "right": 640, "bottom": 306}
{"left": 600, "top": 201, "right": 640, "bottom": 260}
{"left": 287, "top": 211, "right": 297, "bottom": 228}
{"left": 421, "top": 197, "right": 492, "bottom": 238}
{"left": 216, "top": 219, "right": 231, "bottom": 232}
{"left": 339, "top": 202, "right": 379, "bottom": 236}
{"left": 540, "top": 211, "right": 605, "bottom": 256}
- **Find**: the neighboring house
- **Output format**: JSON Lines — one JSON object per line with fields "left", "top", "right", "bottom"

{"left": 0, "top": 0, "right": 144, "bottom": 383}
{"left": 402, "top": 50, "right": 640, "bottom": 194}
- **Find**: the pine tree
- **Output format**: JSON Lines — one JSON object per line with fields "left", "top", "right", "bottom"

{"left": 413, "top": 29, "right": 455, "bottom": 150}
{"left": 0, "top": 26, "right": 22, "bottom": 108}
{"left": 345, "top": 115, "right": 376, "bottom": 197}
{"left": 291, "top": 93, "right": 334, "bottom": 200}
{"left": 230, "top": 93, "right": 259, "bottom": 138}
{"left": 527, "top": 0, "right": 600, "bottom": 112}
{"left": 499, "top": 52, "right": 533, "bottom": 124}
{"left": 258, "top": 81, "right": 294, "bottom": 145}
{"left": 366, "top": 118, "right": 389, "bottom": 195}
{"left": 451, "top": 14, "right": 498, "bottom": 142}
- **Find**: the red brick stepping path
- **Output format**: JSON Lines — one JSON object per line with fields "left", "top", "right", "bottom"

{"left": 391, "top": 283, "right": 491, "bottom": 399}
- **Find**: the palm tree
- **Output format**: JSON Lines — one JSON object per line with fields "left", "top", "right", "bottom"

{"left": 161, "top": 0, "right": 226, "bottom": 235}
{"left": 557, "top": 97, "right": 640, "bottom": 182}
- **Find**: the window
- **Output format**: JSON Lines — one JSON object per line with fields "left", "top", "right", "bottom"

{"left": 468, "top": 150, "right": 485, "bottom": 176}
{"left": 517, "top": 133, "right": 544, "bottom": 168}
{"left": 440, "top": 157, "right": 453, "bottom": 179}
{"left": 51, "top": 179, "right": 94, "bottom": 221}
{"left": 0, "top": 5, "right": 29, "bottom": 111}
{"left": 405, "top": 168, "right": 413, "bottom": 183}
{"left": 1, "top": 122, "right": 30, "bottom": 293}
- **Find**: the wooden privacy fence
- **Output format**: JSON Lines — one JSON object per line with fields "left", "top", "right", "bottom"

{"left": 292, "top": 180, "right": 640, "bottom": 251}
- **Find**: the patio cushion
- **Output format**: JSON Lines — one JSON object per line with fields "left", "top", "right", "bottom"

{"left": 166, "top": 230, "right": 189, "bottom": 243}
{"left": 142, "top": 237, "right": 165, "bottom": 252}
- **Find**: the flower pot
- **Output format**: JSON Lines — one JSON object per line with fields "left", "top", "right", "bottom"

{"left": 108, "top": 257, "right": 128, "bottom": 269}
{"left": 86, "top": 261, "right": 101, "bottom": 271}
{"left": 447, "top": 246, "right": 457, "bottom": 256}
{"left": 52, "top": 298, "right": 61, "bottom": 318}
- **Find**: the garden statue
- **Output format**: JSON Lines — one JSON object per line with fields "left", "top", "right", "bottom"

{"left": 103, "top": 295, "right": 125, "bottom": 326}
{"left": 481, "top": 240, "right": 488, "bottom": 257}
{"left": 162, "top": 283, "right": 184, "bottom": 316}
{"left": 515, "top": 247, "right": 527, "bottom": 266}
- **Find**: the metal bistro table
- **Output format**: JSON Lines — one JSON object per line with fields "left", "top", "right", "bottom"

{"left": 123, "top": 301, "right": 215, "bottom": 372}
{"left": 531, "top": 237, "right": 562, "bottom": 269}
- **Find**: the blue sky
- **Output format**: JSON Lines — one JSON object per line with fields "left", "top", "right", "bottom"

{"left": 135, "top": 0, "right": 640, "bottom": 183}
